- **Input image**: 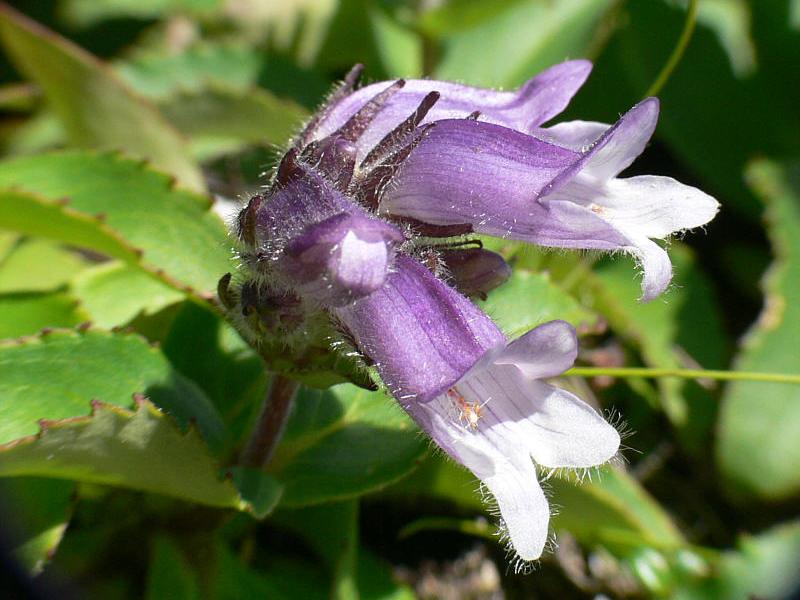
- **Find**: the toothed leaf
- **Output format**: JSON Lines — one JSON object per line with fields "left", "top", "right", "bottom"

{"left": 0, "top": 328, "right": 225, "bottom": 451}
{"left": 0, "top": 152, "right": 232, "bottom": 295}
{"left": 0, "top": 4, "right": 204, "bottom": 191}
{"left": 0, "top": 398, "right": 279, "bottom": 514}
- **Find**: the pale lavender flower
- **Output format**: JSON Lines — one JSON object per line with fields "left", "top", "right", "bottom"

{"left": 335, "top": 254, "right": 620, "bottom": 561}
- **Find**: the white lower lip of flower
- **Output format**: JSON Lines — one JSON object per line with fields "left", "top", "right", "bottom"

{"left": 414, "top": 359, "right": 620, "bottom": 562}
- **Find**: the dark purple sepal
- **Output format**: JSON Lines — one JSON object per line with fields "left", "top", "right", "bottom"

{"left": 440, "top": 247, "right": 512, "bottom": 299}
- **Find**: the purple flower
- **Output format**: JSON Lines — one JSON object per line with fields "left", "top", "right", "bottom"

{"left": 223, "top": 61, "right": 713, "bottom": 561}
{"left": 299, "top": 63, "right": 718, "bottom": 301}
{"left": 334, "top": 255, "right": 619, "bottom": 561}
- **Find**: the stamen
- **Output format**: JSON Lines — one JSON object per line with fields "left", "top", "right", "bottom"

{"left": 293, "top": 64, "right": 364, "bottom": 149}
{"left": 354, "top": 122, "right": 437, "bottom": 211}
{"left": 360, "top": 91, "right": 440, "bottom": 169}
{"left": 336, "top": 79, "right": 406, "bottom": 143}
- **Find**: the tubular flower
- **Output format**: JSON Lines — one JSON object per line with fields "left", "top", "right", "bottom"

{"left": 221, "top": 62, "right": 714, "bottom": 561}
{"left": 334, "top": 255, "right": 620, "bottom": 562}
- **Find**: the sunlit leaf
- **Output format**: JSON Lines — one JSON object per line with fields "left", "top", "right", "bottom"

{"left": 0, "top": 328, "right": 225, "bottom": 449}
{"left": 0, "top": 397, "right": 277, "bottom": 515}
{"left": 0, "top": 4, "right": 204, "bottom": 191}
{"left": 70, "top": 262, "right": 184, "bottom": 328}
{"left": 0, "top": 151, "right": 232, "bottom": 295}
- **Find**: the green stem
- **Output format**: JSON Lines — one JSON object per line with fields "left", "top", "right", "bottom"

{"left": 644, "top": 0, "right": 699, "bottom": 97}
{"left": 566, "top": 366, "right": 800, "bottom": 385}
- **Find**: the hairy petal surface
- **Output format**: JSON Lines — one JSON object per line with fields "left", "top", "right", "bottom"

{"left": 333, "top": 254, "right": 505, "bottom": 402}
{"left": 282, "top": 212, "right": 404, "bottom": 306}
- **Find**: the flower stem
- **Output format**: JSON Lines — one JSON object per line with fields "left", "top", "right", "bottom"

{"left": 644, "top": 0, "right": 699, "bottom": 98}
{"left": 566, "top": 366, "right": 800, "bottom": 385}
{"left": 240, "top": 374, "right": 300, "bottom": 469}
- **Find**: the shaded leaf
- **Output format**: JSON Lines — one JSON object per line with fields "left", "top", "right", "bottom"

{"left": 159, "top": 86, "right": 307, "bottom": 161}
{"left": 270, "top": 384, "right": 427, "bottom": 507}
{"left": 145, "top": 536, "right": 201, "bottom": 600}
{"left": 674, "top": 521, "right": 800, "bottom": 600}
{"left": 0, "top": 477, "right": 75, "bottom": 575}
{"left": 0, "top": 4, "right": 204, "bottom": 191}
{"left": 717, "top": 160, "right": 800, "bottom": 499}
{"left": 0, "top": 237, "right": 89, "bottom": 293}
{"left": 0, "top": 151, "right": 232, "bottom": 295}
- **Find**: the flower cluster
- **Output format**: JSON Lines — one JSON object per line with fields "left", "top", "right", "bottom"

{"left": 221, "top": 62, "right": 718, "bottom": 562}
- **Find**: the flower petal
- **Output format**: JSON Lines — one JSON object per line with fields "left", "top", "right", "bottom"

{"left": 539, "top": 120, "right": 609, "bottom": 151}
{"left": 599, "top": 175, "right": 721, "bottom": 238}
{"left": 407, "top": 398, "right": 550, "bottom": 561}
{"left": 494, "top": 320, "right": 577, "bottom": 379}
{"left": 624, "top": 234, "right": 674, "bottom": 302}
{"left": 460, "top": 369, "right": 620, "bottom": 469}
{"left": 381, "top": 119, "right": 582, "bottom": 228}
{"left": 313, "top": 60, "right": 593, "bottom": 158}
{"left": 333, "top": 254, "right": 505, "bottom": 402}
{"left": 282, "top": 212, "right": 404, "bottom": 306}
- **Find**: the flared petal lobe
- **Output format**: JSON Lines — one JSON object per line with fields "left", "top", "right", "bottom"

{"left": 402, "top": 319, "right": 619, "bottom": 561}
{"left": 312, "top": 60, "right": 593, "bottom": 159}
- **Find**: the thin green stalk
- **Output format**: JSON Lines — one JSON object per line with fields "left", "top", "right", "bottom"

{"left": 566, "top": 366, "right": 800, "bottom": 385}
{"left": 644, "top": 0, "right": 699, "bottom": 98}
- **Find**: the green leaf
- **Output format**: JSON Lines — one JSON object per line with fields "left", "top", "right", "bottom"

{"left": 368, "top": 7, "right": 423, "bottom": 79}
{"left": 70, "top": 262, "right": 184, "bottom": 328}
{"left": 0, "top": 4, "right": 204, "bottom": 191}
{"left": 209, "top": 541, "right": 328, "bottom": 600}
{"left": 717, "top": 160, "right": 800, "bottom": 499}
{"left": 0, "top": 328, "right": 225, "bottom": 450}
{"left": 158, "top": 86, "right": 307, "bottom": 161}
{"left": 275, "top": 500, "right": 360, "bottom": 600}
{"left": 417, "top": 0, "right": 529, "bottom": 37}
{"left": 479, "top": 267, "right": 600, "bottom": 338}
{"left": 674, "top": 521, "right": 800, "bottom": 600}
{"left": 115, "top": 44, "right": 263, "bottom": 101}
{"left": 270, "top": 384, "right": 427, "bottom": 507}
{"left": 433, "top": 0, "right": 615, "bottom": 88}
{"left": 0, "top": 152, "right": 232, "bottom": 295}
{"left": 62, "top": 0, "right": 221, "bottom": 26}
{"left": 0, "top": 398, "right": 269, "bottom": 513}
{"left": 145, "top": 536, "right": 201, "bottom": 600}
{"left": 0, "top": 237, "right": 89, "bottom": 293}
{"left": 0, "top": 292, "right": 86, "bottom": 338}
{"left": 549, "top": 467, "right": 685, "bottom": 553}
{"left": 589, "top": 244, "right": 726, "bottom": 438}
{"left": 0, "top": 477, "right": 75, "bottom": 575}
{"left": 162, "top": 302, "right": 267, "bottom": 438}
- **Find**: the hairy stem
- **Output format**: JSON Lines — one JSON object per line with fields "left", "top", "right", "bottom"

{"left": 240, "top": 374, "right": 300, "bottom": 469}
{"left": 566, "top": 366, "right": 800, "bottom": 385}
{"left": 644, "top": 0, "right": 699, "bottom": 97}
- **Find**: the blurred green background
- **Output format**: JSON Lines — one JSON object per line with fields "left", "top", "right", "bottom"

{"left": 0, "top": 0, "right": 798, "bottom": 598}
